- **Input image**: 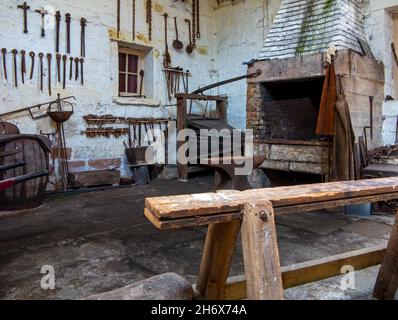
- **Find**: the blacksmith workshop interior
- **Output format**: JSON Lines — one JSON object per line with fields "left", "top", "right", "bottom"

{"left": 1, "top": 0, "right": 398, "bottom": 302}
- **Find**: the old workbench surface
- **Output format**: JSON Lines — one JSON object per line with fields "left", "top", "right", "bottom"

{"left": 145, "top": 177, "right": 398, "bottom": 229}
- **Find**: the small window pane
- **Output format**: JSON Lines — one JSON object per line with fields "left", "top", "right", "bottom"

{"left": 119, "top": 73, "right": 126, "bottom": 93}
{"left": 127, "top": 75, "right": 138, "bottom": 93}
{"left": 128, "top": 55, "right": 138, "bottom": 73}
{"left": 119, "top": 53, "right": 126, "bottom": 72}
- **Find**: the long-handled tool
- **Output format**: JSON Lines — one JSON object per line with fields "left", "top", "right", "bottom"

{"left": 62, "top": 55, "right": 67, "bottom": 89}
{"left": 66, "top": 13, "right": 71, "bottom": 54}
{"left": 75, "top": 57, "right": 79, "bottom": 81}
{"left": 163, "top": 13, "right": 172, "bottom": 68}
{"left": 81, "top": 18, "right": 87, "bottom": 57}
{"left": 56, "top": 53, "right": 61, "bottom": 83}
{"left": 47, "top": 53, "right": 52, "bottom": 96}
{"left": 185, "top": 19, "right": 194, "bottom": 54}
{"left": 55, "top": 11, "right": 61, "bottom": 52}
{"left": 39, "top": 52, "right": 44, "bottom": 91}
{"left": 117, "top": 0, "right": 121, "bottom": 38}
{"left": 139, "top": 70, "right": 145, "bottom": 98}
{"left": 69, "top": 57, "right": 73, "bottom": 80}
{"left": 21, "top": 50, "right": 26, "bottom": 84}
{"left": 35, "top": 8, "right": 48, "bottom": 38}
{"left": 1, "top": 48, "right": 7, "bottom": 80}
{"left": 173, "top": 17, "right": 183, "bottom": 50}
{"left": 0, "top": 171, "right": 48, "bottom": 192}
{"left": 11, "top": 49, "right": 18, "bottom": 87}
{"left": 29, "top": 51, "right": 35, "bottom": 80}
{"left": 17, "top": 2, "right": 30, "bottom": 34}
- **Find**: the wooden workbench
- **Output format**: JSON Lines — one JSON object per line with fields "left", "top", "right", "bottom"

{"left": 145, "top": 177, "right": 398, "bottom": 300}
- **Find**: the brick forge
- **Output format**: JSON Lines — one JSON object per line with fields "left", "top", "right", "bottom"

{"left": 246, "top": 50, "right": 385, "bottom": 178}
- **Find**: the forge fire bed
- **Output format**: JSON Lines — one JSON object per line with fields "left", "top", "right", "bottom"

{"left": 144, "top": 177, "right": 398, "bottom": 300}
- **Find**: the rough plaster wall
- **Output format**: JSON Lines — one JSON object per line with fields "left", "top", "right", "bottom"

{"left": 364, "top": 0, "right": 398, "bottom": 146}
{"left": 0, "top": 0, "right": 216, "bottom": 174}
{"left": 212, "top": 0, "right": 282, "bottom": 130}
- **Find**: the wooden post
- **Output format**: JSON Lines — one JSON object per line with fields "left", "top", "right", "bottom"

{"left": 177, "top": 96, "right": 188, "bottom": 182}
{"left": 241, "top": 201, "right": 284, "bottom": 300}
{"left": 196, "top": 220, "right": 242, "bottom": 300}
{"left": 374, "top": 210, "right": 398, "bottom": 300}
{"left": 217, "top": 99, "right": 227, "bottom": 122}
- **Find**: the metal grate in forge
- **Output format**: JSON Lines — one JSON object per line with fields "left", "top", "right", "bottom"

{"left": 264, "top": 97, "right": 318, "bottom": 141}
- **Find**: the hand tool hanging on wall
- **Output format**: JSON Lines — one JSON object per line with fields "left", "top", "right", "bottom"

{"left": 17, "top": 2, "right": 30, "bottom": 34}
{"left": 20, "top": 50, "right": 26, "bottom": 84}
{"left": 75, "top": 57, "right": 79, "bottom": 81}
{"left": 29, "top": 52, "right": 35, "bottom": 80}
{"left": 35, "top": 8, "right": 48, "bottom": 38}
{"left": 139, "top": 70, "right": 145, "bottom": 98}
{"left": 1, "top": 49, "right": 7, "bottom": 80}
{"left": 56, "top": 53, "right": 62, "bottom": 83}
{"left": 185, "top": 19, "right": 194, "bottom": 54}
{"left": 173, "top": 17, "right": 183, "bottom": 50}
{"left": 11, "top": 49, "right": 18, "bottom": 87}
{"left": 62, "top": 55, "right": 67, "bottom": 89}
{"left": 192, "top": 0, "right": 197, "bottom": 48}
{"left": 55, "top": 11, "right": 61, "bottom": 53}
{"left": 47, "top": 53, "right": 52, "bottom": 96}
{"left": 69, "top": 57, "right": 73, "bottom": 80}
{"left": 39, "top": 52, "right": 44, "bottom": 91}
{"left": 196, "top": 0, "right": 201, "bottom": 39}
{"left": 81, "top": 18, "right": 87, "bottom": 57}
{"left": 146, "top": 0, "right": 152, "bottom": 41}
{"left": 163, "top": 13, "right": 172, "bottom": 68}
{"left": 132, "top": 0, "right": 136, "bottom": 41}
{"left": 80, "top": 58, "right": 84, "bottom": 85}
{"left": 66, "top": 13, "right": 71, "bottom": 54}
{"left": 117, "top": 0, "right": 121, "bottom": 38}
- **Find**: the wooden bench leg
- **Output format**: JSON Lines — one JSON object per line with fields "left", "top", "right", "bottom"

{"left": 241, "top": 201, "right": 284, "bottom": 300}
{"left": 196, "top": 220, "right": 242, "bottom": 300}
{"left": 374, "top": 210, "right": 398, "bottom": 300}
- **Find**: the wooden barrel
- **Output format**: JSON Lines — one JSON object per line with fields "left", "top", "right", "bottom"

{"left": 0, "top": 135, "right": 50, "bottom": 211}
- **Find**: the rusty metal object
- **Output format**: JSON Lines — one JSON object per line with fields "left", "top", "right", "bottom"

{"left": 66, "top": 13, "right": 71, "bottom": 54}
{"left": 173, "top": 17, "right": 183, "bottom": 50}
{"left": 192, "top": 0, "right": 196, "bottom": 47}
{"left": 47, "top": 53, "right": 52, "bottom": 96}
{"left": 196, "top": 0, "right": 201, "bottom": 39}
{"left": 132, "top": 0, "right": 136, "bottom": 41}
{"left": 20, "top": 50, "right": 26, "bottom": 84}
{"left": 74, "top": 57, "right": 79, "bottom": 81}
{"left": 29, "top": 51, "right": 35, "bottom": 80}
{"left": 81, "top": 18, "right": 87, "bottom": 57}
{"left": 69, "top": 57, "right": 73, "bottom": 80}
{"left": 163, "top": 13, "right": 171, "bottom": 68}
{"left": 1, "top": 48, "right": 7, "bottom": 80}
{"left": 62, "top": 55, "right": 67, "bottom": 89}
{"left": 117, "top": 0, "right": 120, "bottom": 38}
{"left": 17, "top": 2, "right": 30, "bottom": 33}
{"left": 0, "top": 96, "right": 76, "bottom": 121}
{"left": 55, "top": 11, "right": 61, "bottom": 52}
{"left": 146, "top": 0, "right": 152, "bottom": 41}
{"left": 185, "top": 19, "right": 194, "bottom": 54}
{"left": 38, "top": 52, "right": 44, "bottom": 91}
{"left": 35, "top": 8, "right": 48, "bottom": 37}
{"left": 11, "top": 49, "right": 18, "bottom": 87}
{"left": 80, "top": 58, "right": 84, "bottom": 85}
{"left": 139, "top": 70, "right": 144, "bottom": 98}
{"left": 56, "top": 53, "right": 61, "bottom": 83}
{"left": 192, "top": 70, "right": 262, "bottom": 95}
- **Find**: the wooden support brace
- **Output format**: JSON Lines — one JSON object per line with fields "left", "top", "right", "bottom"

{"left": 177, "top": 96, "right": 188, "bottom": 182}
{"left": 241, "top": 201, "right": 284, "bottom": 300}
{"left": 196, "top": 220, "right": 242, "bottom": 300}
{"left": 374, "top": 210, "right": 398, "bottom": 300}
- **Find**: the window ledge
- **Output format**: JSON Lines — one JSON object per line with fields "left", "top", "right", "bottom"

{"left": 113, "top": 96, "right": 161, "bottom": 107}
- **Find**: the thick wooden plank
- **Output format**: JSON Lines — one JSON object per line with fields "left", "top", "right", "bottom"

{"left": 241, "top": 201, "right": 284, "bottom": 300}
{"left": 177, "top": 97, "right": 188, "bottom": 182}
{"left": 196, "top": 220, "right": 242, "bottom": 300}
{"left": 175, "top": 93, "right": 227, "bottom": 101}
{"left": 69, "top": 170, "right": 120, "bottom": 188}
{"left": 223, "top": 245, "right": 387, "bottom": 300}
{"left": 145, "top": 177, "right": 398, "bottom": 220}
{"left": 374, "top": 212, "right": 398, "bottom": 300}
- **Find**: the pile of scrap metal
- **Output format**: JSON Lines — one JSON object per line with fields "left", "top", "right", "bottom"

{"left": 0, "top": 122, "right": 50, "bottom": 211}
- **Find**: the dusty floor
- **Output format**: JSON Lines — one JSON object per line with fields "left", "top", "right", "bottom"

{"left": 0, "top": 175, "right": 396, "bottom": 300}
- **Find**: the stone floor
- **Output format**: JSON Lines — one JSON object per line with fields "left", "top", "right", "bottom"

{"left": 0, "top": 175, "right": 396, "bottom": 300}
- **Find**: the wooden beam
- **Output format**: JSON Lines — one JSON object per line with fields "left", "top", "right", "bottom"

{"left": 175, "top": 93, "right": 227, "bottom": 101}
{"left": 176, "top": 96, "right": 188, "bottom": 182}
{"left": 241, "top": 201, "right": 284, "bottom": 300}
{"left": 196, "top": 220, "right": 242, "bottom": 300}
{"left": 216, "top": 99, "right": 227, "bottom": 122}
{"left": 223, "top": 245, "right": 387, "bottom": 300}
{"left": 374, "top": 211, "right": 398, "bottom": 300}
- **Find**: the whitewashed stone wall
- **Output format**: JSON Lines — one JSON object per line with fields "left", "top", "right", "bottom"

{"left": 364, "top": 0, "right": 398, "bottom": 146}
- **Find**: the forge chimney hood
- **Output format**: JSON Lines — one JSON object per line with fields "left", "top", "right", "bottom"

{"left": 258, "top": 0, "right": 367, "bottom": 60}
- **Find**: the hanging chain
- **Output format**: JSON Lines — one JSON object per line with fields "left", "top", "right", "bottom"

{"left": 146, "top": 0, "right": 152, "bottom": 41}
{"left": 132, "top": 0, "right": 136, "bottom": 41}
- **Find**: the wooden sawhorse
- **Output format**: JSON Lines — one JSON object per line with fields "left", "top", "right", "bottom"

{"left": 145, "top": 177, "right": 398, "bottom": 300}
